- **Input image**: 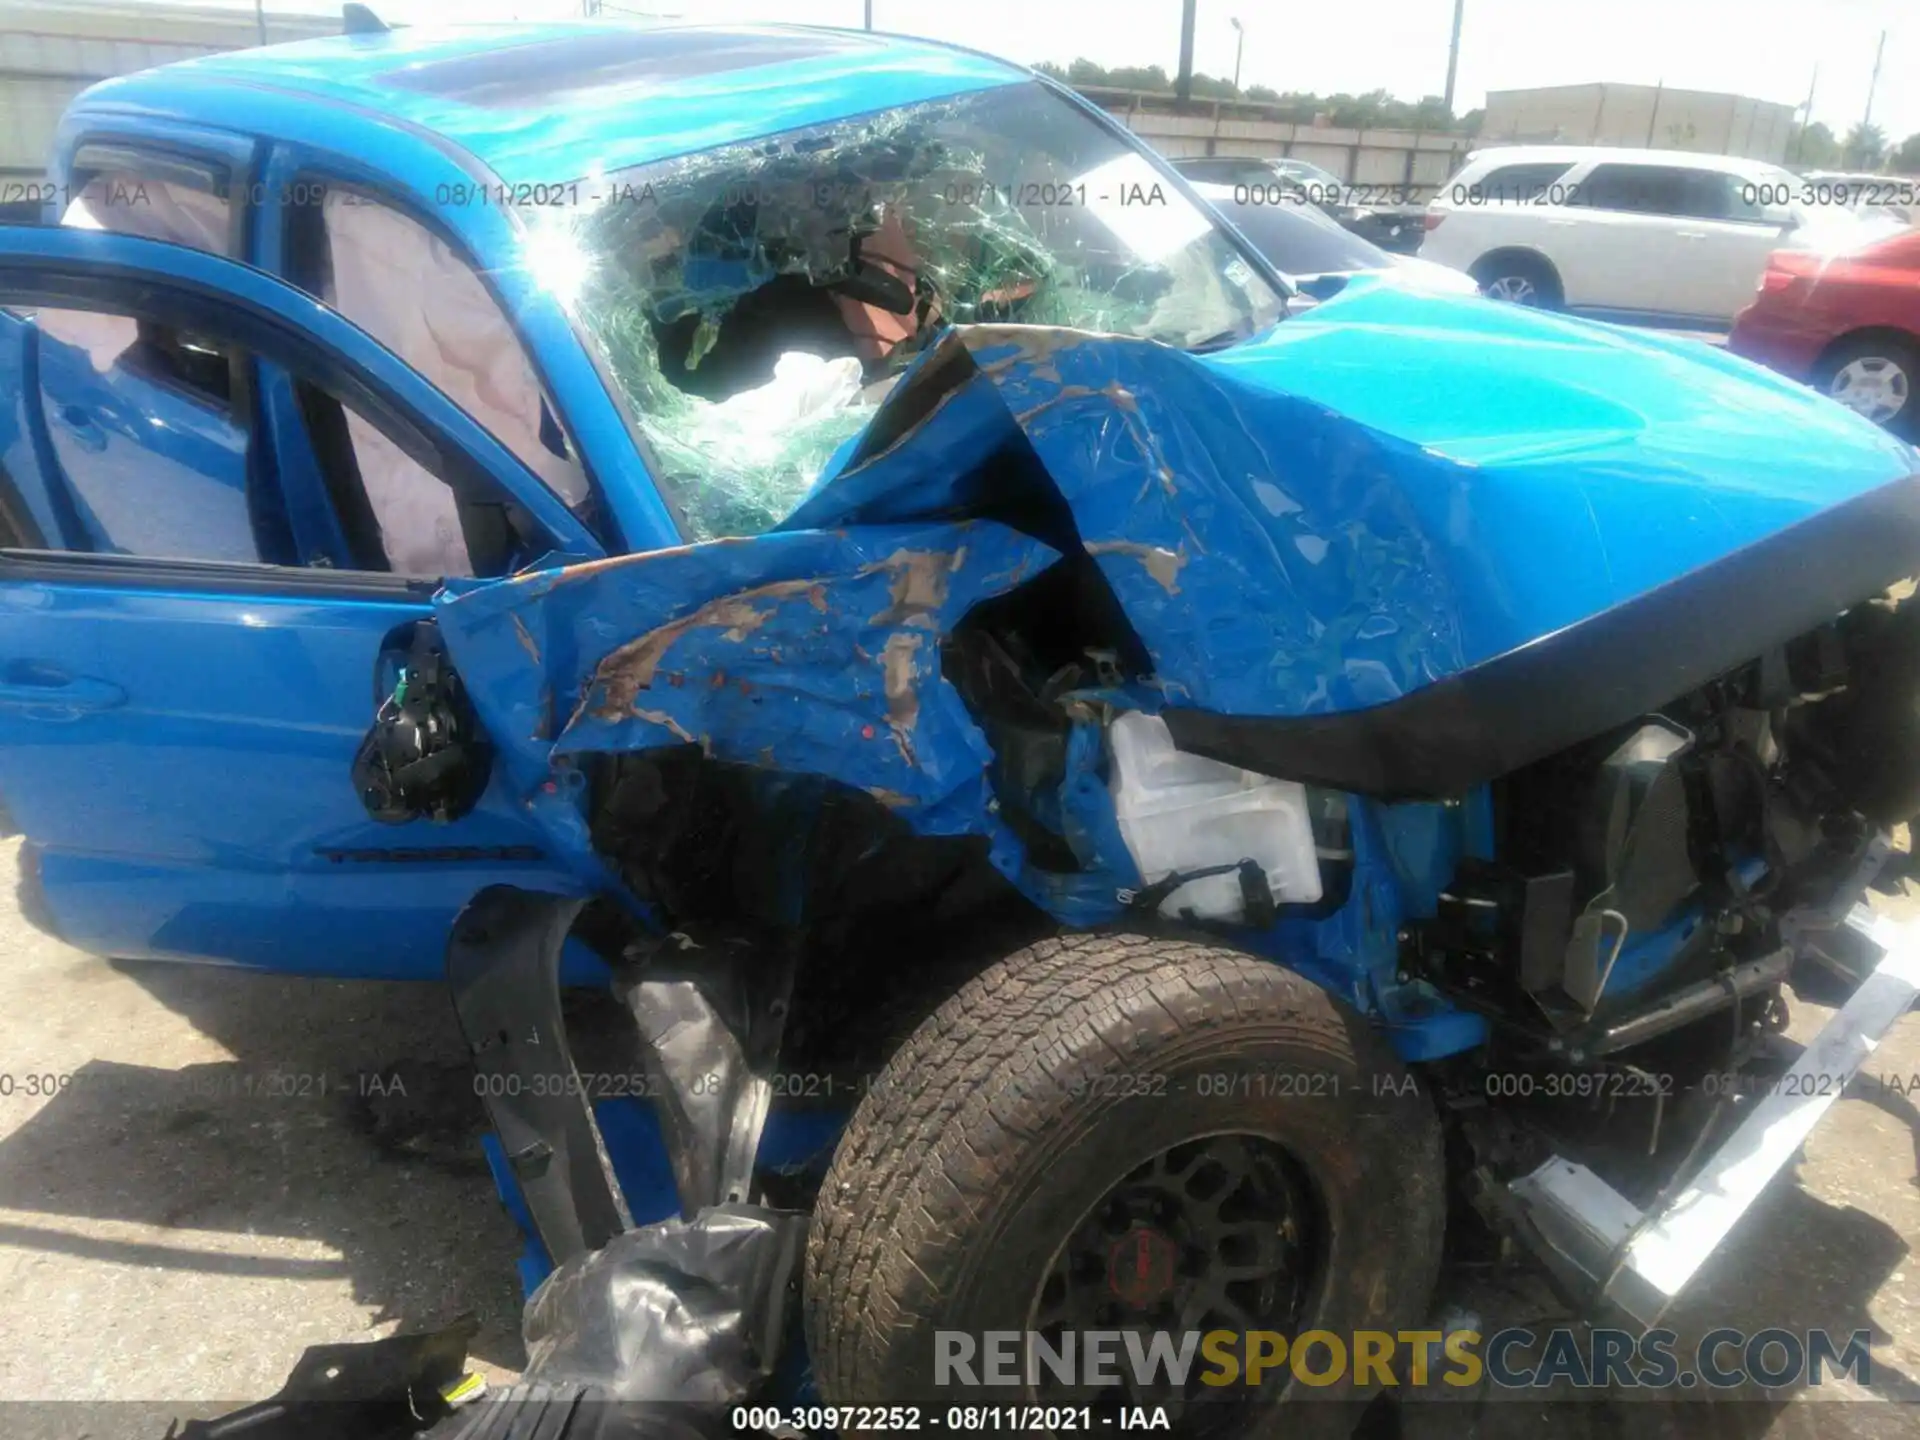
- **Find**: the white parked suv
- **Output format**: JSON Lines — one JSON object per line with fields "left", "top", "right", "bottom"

{"left": 1419, "top": 145, "right": 1892, "bottom": 326}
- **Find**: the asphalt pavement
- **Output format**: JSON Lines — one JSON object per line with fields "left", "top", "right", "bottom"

{"left": 0, "top": 835, "right": 1917, "bottom": 1438}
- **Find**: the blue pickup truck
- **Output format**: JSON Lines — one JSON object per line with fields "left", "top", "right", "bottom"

{"left": 6, "top": 19, "right": 1920, "bottom": 1430}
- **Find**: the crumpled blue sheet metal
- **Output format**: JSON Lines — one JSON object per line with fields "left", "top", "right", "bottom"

{"left": 434, "top": 298, "right": 1920, "bottom": 978}
{"left": 434, "top": 519, "right": 1094, "bottom": 903}
{"left": 790, "top": 298, "right": 1920, "bottom": 719}
{"left": 786, "top": 324, "right": 1465, "bottom": 716}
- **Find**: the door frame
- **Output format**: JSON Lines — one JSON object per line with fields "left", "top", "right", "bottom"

{"left": 0, "top": 224, "right": 611, "bottom": 976}
{"left": 0, "top": 222, "right": 604, "bottom": 561}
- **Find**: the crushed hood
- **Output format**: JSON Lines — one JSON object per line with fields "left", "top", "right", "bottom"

{"left": 434, "top": 299, "right": 1920, "bottom": 899}
{"left": 786, "top": 291, "right": 1920, "bottom": 717}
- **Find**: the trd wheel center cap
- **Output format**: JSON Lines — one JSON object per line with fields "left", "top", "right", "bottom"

{"left": 1107, "top": 1226, "right": 1179, "bottom": 1307}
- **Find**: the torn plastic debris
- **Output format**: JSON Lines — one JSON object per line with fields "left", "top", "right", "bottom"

{"left": 626, "top": 347, "right": 879, "bottom": 544}
{"left": 161, "top": 1318, "right": 478, "bottom": 1439}
{"left": 516, "top": 1205, "right": 805, "bottom": 1403}
{"left": 161, "top": 1210, "right": 804, "bottom": 1440}
{"left": 431, "top": 1207, "right": 806, "bottom": 1440}
{"left": 709, "top": 351, "right": 863, "bottom": 433}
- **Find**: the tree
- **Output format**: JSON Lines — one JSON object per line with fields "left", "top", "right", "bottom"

{"left": 1024, "top": 57, "right": 1471, "bottom": 132}
{"left": 1185, "top": 71, "right": 1240, "bottom": 100}
{"left": 1793, "top": 121, "right": 1840, "bottom": 168}
{"left": 1844, "top": 121, "right": 1887, "bottom": 169}
{"left": 1891, "top": 131, "right": 1920, "bottom": 175}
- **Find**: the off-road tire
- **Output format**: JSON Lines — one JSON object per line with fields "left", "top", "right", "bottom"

{"left": 803, "top": 932, "right": 1446, "bottom": 1421}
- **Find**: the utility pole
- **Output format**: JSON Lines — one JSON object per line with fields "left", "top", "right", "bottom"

{"left": 1850, "top": 29, "right": 1886, "bottom": 168}
{"left": 864, "top": 0, "right": 873, "bottom": 31}
{"left": 1230, "top": 17, "right": 1244, "bottom": 94}
{"left": 1862, "top": 28, "right": 1885, "bottom": 131}
{"left": 255, "top": 0, "right": 267, "bottom": 45}
{"left": 1176, "top": 0, "right": 1197, "bottom": 107}
{"left": 1792, "top": 64, "right": 1817, "bottom": 165}
{"left": 1442, "top": 0, "right": 1465, "bottom": 114}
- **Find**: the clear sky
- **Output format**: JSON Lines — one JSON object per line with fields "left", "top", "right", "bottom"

{"left": 182, "top": 0, "right": 1918, "bottom": 146}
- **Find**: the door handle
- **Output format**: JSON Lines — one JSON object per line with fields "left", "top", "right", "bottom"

{"left": 0, "top": 662, "right": 126, "bottom": 715}
{"left": 54, "top": 403, "right": 108, "bottom": 453}
{"left": 1675, "top": 230, "right": 1709, "bottom": 240}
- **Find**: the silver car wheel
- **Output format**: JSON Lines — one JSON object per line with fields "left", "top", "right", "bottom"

{"left": 1483, "top": 274, "right": 1538, "bottom": 305}
{"left": 1829, "top": 355, "right": 1911, "bottom": 425}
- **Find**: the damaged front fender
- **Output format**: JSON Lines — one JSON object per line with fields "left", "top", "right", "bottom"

{"left": 431, "top": 517, "right": 1115, "bottom": 915}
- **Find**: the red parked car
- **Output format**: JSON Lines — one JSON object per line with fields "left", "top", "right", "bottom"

{"left": 1729, "top": 227, "right": 1920, "bottom": 438}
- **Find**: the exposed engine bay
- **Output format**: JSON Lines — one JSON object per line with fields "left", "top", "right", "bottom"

{"left": 1421, "top": 597, "right": 1919, "bottom": 1197}
{"left": 599, "top": 572, "right": 1920, "bottom": 1100}
{"left": 364, "top": 527, "right": 1920, "bottom": 1152}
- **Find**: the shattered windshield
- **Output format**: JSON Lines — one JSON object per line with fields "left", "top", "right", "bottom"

{"left": 522, "top": 81, "right": 1283, "bottom": 542}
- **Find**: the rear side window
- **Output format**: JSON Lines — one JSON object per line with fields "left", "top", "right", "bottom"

{"left": 1682, "top": 170, "right": 1773, "bottom": 222}
{"left": 41, "top": 167, "right": 239, "bottom": 409}
{"left": 1464, "top": 161, "right": 1573, "bottom": 204}
{"left": 1574, "top": 164, "right": 1767, "bottom": 221}
{"left": 60, "top": 169, "right": 234, "bottom": 256}
{"left": 1572, "top": 164, "right": 1699, "bottom": 216}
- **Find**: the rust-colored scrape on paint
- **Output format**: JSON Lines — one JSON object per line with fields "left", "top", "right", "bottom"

{"left": 577, "top": 578, "right": 824, "bottom": 724}
{"left": 510, "top": 613, "right": 541, "bottom": 665}
{"left": 965, "top": 323, "right": 1097, "bottom": 385}
{"left": 881, "top": 632, "right": 923, "bottom": 766}
{"left": 865, "top": 547, "right": 963, "bottom": 628}
{"left": 632, "top": 708, "right": 700, "bottom": 747}
{"left": 1087, "top": 540, "right": 1187, "bottom": 594}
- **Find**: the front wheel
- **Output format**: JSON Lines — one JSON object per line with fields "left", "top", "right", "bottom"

{"left": 804, "top": 933, "right": 1445, "bottom": 1431}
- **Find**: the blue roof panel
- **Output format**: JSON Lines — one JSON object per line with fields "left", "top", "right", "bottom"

{"left": 75, "top": 24, "right": 1028, "bottom": 184}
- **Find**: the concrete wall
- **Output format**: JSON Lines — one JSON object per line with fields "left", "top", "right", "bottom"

{"left": 1081, "top": 87, "right": 1471, "bottom": 207}
{"left": 1481, "top": 83, "right": 1797, "bottom": 162}
{"left": 0, "top": 0, "right": 339, "bottom": 185}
